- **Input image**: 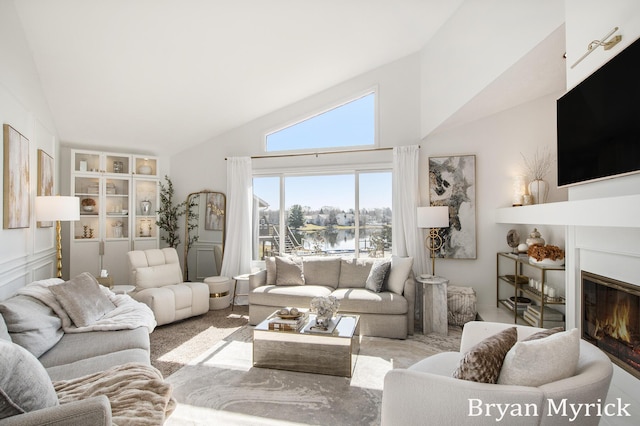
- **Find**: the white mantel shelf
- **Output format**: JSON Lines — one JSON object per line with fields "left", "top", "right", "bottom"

{"left": 495, "top": 194, "right": 640, "bottom": 228}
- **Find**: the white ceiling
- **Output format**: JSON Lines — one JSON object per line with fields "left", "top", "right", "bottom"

{"left": 15, "top": 0, "right": 464, "bottom": 156}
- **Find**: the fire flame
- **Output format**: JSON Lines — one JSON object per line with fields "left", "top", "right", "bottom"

{"left": 594, "top": 297, "right": 631, "bottom": 343}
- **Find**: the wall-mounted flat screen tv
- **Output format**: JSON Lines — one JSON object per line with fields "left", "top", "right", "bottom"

{"left": 557, "top": 36, "right": 640, "bottom": 187}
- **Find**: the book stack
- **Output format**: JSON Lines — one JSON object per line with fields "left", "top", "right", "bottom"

{"left": 523, "top": 304, "right": 564, "bottom": 328}
{"left": 502, "top": 296, "right": 531, "bottom": 314}
{"left": 267, "top": 311, "right": 308, "bottom": 331}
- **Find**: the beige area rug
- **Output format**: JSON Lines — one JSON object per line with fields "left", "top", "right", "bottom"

{"left": 150, "top": 308, "right": 462, "bottom": 426}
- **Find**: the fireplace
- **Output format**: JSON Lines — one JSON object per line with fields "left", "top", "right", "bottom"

{"left": 582, "top": 271, "right": 640, "bottom": 379}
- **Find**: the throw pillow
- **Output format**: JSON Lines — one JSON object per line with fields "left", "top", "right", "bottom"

{"left": 385, "top": 255, "right": 413, "bottom": 294}
{"left": 303, "top": 257, "right": 341, "bottom": 288}
{"left": 338, "top": 258, "right": 372, "bottom": 288}
{"left": 0, "top": 339, "right": 59, "bottom": 419}
{"left": 498, "top": 328, "right": 580, "bottom": 387}
{"left": 365, "top": 258, "right": 391, "bottom": 292}
{"left": 0, "top": 295, "right": 63, "bottom": 357}
{"left": 275, "top": 256, "right": 304, "bottom": 286}
{"left": 453, "top": 327, "right": 517, "bottom": 383}
{"left": 265, "top": 257, "right": 277, "bottom": 285}
{"left": 49, "top": 272, "right": 116, "bottom": 328}
{"left": 522, "top": 326, "right": 564, "bottom": 342}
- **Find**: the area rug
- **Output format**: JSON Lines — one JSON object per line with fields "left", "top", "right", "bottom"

{"left": 159, "top": 312, "right": 462, "bottom": 426}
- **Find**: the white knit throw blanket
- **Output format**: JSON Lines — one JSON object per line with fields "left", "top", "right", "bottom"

{"left": 17, "top": 278, "right": 156, "bottom": 333}
{"left": 54, "top": 362, "right": 176, "bottom": 426}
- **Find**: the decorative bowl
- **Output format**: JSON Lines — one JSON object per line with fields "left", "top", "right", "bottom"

{"left": 82, "top": 206, "right": 94, "bottom": 212}
{"left": 138, "top": 165, "right": 152, "bottom": 175}
{"left": 528, "top": 256, "right": 565, "bottom": 266}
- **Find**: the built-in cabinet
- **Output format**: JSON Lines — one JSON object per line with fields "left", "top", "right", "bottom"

{"left": 496, "top": 252, "right": 565, "bottom": 328}
{"left": 70, "top": 150, "right": 159, "bottom": 284}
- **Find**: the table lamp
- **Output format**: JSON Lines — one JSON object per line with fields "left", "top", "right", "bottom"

{"left": 36, "top": 196, "right": 80, "bottom": 278}
{"left": 417, "top": 206, "right": 449, "bottom": 278}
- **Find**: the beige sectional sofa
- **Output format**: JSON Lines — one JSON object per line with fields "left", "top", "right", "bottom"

{"left": 0, "top": 277, "right": 155, "bottom": 425}
{"left": 249, "top": 255, "right": 415, "bottom": 339}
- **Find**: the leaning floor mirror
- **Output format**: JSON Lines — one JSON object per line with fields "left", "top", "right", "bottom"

{"left": 183, "top": 191, "right": 226, "bottom": 281}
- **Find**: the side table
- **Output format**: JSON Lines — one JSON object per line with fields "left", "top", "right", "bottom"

{"left": 112, "top": 285, "right": 135, "bottom": 295}
{"left": 232, "top": 274, "right": 251, "bottom": 311}
{"left": 416, "top": 275, "right": 448, "bottom": 335}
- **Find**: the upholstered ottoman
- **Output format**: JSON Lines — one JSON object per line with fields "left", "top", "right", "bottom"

{"left": 204, "top": 276, "right": 232, "bottom": 310}
{"left": 447, "top": 286, "right": 477, "bottom": 326}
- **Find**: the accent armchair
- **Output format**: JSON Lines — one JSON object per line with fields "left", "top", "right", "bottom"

{"left": 381, "top": 321, "right": 613, "bottom": 426}
{"left": 127, "top": 248, "right": 209, "bottom": 326}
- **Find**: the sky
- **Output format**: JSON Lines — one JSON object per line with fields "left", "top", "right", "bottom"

{"left": 254, "top": 172, "right": 391, "bottom": 212}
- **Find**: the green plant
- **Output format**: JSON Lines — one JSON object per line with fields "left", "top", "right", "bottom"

{"left": 156, "top": 175, "right": 187, "bottom": 248}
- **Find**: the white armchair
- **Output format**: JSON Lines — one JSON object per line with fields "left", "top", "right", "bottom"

{"left": 381, "top": 321, "right": 613, "bottom": 426}
{"left": 127, "top": 248, "right": 209, "bottom": 326}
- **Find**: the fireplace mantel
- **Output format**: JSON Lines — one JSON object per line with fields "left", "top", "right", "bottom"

{"left": 495, "top": 194, "right": 640, "bottom": 228}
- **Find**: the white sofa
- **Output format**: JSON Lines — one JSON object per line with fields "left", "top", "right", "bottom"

{"left": 381, "top": 321, "right": 613, "bottom": 425}
{"left": 127, "top": 248, "right": 209, "bottom": 326}
{"left": 249, "top": 255, "right": 415, "bottom": 339}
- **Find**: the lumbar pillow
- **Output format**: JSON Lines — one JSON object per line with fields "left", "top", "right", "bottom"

{"left": 0, "top": 295, "right": 63, "bottom": 357}
{"left": 385, "top": 255, "right": 413, "bottom": 294}
{"left": 498, "top": 328, "right": 580, "bottom": 387}
{"left": 49, "top": 272, "right": 116, "bottom": 328}
{"left": 275, "top": 256, "right": 304, "bottom": 286}
{"left": 453, "top": 327, "right": 517, "bottom": 383}
{"left": 0, "top": 339, "right": 59, "bottom": 419}
{"left": 365, "top": 258, "right": 391, "bottom": 292}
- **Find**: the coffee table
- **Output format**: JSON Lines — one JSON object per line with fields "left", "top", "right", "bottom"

{"left": 253, "top": 311, "right": 360, "bottom": 377}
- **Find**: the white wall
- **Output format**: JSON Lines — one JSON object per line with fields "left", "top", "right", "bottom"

{"left": 0, "top": 0, "right": 59, "bottom": 299}
{"left": 420, "top": 92, "right": 566, "bottom": 309}
{"left": 564, "top": 1, "right": 640, "bottom": 423}
{"left": 169, "top": 53, "right": 423, "bottom": 254}
{"left": 420, "top": 0, "right": 564, "bottom": 136}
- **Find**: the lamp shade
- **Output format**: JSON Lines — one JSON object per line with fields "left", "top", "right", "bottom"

{"left": 35, "top": 196, "right": 80, "bottom": 222}
{"left": 417, "top": 206, "right": 449, "bottom": 229}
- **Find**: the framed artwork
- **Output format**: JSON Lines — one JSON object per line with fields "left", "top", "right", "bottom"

{"left": 205, "top": 192, "right": 225, "bottom": 231}
{"left": 37, "top": 149, "right": 54, "bottom": 227}
{"left": 3, "top": 124, "right": 30, "bottom": 229}
{"left": 428, "top": 154, "right": 476, "bottom": 259}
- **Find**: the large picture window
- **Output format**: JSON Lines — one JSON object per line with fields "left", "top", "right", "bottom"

{"left": 253, "top": 170, "right": 391, "bottom": 260}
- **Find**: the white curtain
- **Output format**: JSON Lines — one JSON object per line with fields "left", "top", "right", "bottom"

{"left": 392, "top": 145, "right": 428, "bottom": 275}
{"left": 220, "top": 157, "right": 253, "bottom": 279}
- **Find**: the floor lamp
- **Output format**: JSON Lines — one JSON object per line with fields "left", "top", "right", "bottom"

{"left": 417, "top": 206, "right": 449, "bottom": 278}
{"left": 36, "top": 196, "right": 80, "bottom": 279}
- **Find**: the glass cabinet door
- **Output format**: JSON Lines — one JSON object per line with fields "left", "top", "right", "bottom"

{"left": 73, "top": 176, "right": 100, "bottom": 240}
{"left": 104, "top": 177, "right": 130, "bottom": 239}
{"left": 72, "top": 151, "right": 101, "bottom": 173}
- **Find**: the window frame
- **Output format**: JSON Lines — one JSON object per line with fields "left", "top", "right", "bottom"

{"left": 253, "top": 164, "right": 392, "bottom": 259}
{"left": 263, "top": 87, "right": 379, "bottom": 154}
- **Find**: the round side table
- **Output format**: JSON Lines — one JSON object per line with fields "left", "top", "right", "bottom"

{"left": 112, "top": 285, "right": 135, "bottom": 295}
{"left": 232, "top": 274, "right": 251, "bottom": 311}
{"left": 416, "top": 275, "right": 449, "bottom": 335}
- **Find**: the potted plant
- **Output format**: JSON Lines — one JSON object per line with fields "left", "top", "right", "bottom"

{"left": 156, "top": 176, "right": 187, "bottom": 249}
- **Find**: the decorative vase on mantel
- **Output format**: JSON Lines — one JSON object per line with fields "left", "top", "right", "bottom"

{"left": 528, "top": 179, "right": 549, "bottom": 204}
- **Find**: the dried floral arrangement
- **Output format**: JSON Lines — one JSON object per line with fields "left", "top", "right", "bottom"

{"left": 528, "top": 244, "right": 565, "bottom": 261}
{"left": 521, "top": 147, "right": 554, "bottom": 181}
{"left": 81, "top": 198, "right": 96, "bottom": 206}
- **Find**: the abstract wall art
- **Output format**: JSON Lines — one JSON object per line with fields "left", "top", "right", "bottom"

{"left": 3, "top": 124, "right": 30, "bottom": 229}
{"left": 37, "top": 149, "right": 54, "bottom": 227}
{"left": 428, "top": 154, "right": 476, "bottom": 259}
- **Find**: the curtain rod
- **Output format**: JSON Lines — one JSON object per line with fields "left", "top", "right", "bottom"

{"left": 225, "top": 145, "right": 419, "bottom": 160}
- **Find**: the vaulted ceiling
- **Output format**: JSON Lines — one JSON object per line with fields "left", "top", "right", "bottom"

{"left": 15, "top": 0, "right": 465, "bottom": 156}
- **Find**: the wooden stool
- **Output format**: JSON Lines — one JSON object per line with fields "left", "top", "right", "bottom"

{"left": 204, "top": 276, "right": 232, "bottom": 310}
